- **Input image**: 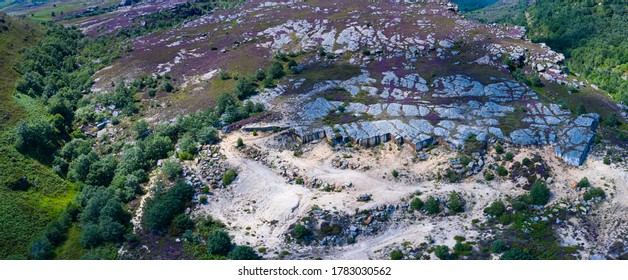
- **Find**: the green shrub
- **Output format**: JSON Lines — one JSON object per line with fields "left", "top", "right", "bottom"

{"left": 143, "top": 181, "right": 194, "bottom": 232}
{"left": 484, "top": 171, "right": 495, "bottom": 181}
{"left": 223, "top": 169, "right": 237, "bottom": 185}
{"left": 199, "top": 195, "right": 208, "bottom": 204}
{"left": 229, "top": 246, "right": 261, "bottom": 260}
{"left": 484, "top": 201, "right": 506, "bottom": 217}
{"left": 495, "top": 144, "right": 504, "bottom": 154}
{"left": 236, "top": 137, "right": 244, "bottom": 147}
{"left": 390, "top": 250, "right": 403, "bottom": 260}
{"left": 295, "top": 178, "right": 304, "bottom": 185}
{"left": 603, "top": 157, "right": 611, "bottom": 165}
{"left": 577, "top": 177, "right": 591, "bottom": 188}
{"left": 162, "top": 161, "right": 183, "bottom": 181}
{"left": 490, "top": 240, "right": 508, "bottom": 254}
{"left": 529, "top": 181, "right": 551, "bottom": 206}
{"left": 391, "top": 170, "right": 399, "bottom": 178}
{"left": 207, "top": 230, "right": 232, "bottom": 256}
{"left": 500, "top": 248, "right": 536, "bottom": 260}
{"left": 497, "top": 165, "right": 508, "bottom": 177}
{"left": 504, "top": 152, "right": 514, "bottom": 161}
{"left": 411, "top": 197, "right": 424, "bottom": 210}
{"left": 583, "top": 187, "right": 605, "bottom": 201}
{"left": 448, "top": 191, "right": 465, "bottom": 214}
{"left": 291, "top": 224, "right": 311, "bottom": 240}
{"left": 268, "top": 62, "right": 285, "bottom": 79}
{"left": 424, "top": 196, "right": 440, "bottom": 214}
{"left": 434, "top": 245, "right": 452, "bottom": 260}
{"left": 29, "top": 236, "right": 54, "bottom": 260}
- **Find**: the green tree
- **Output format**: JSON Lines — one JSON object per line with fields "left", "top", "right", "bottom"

{"left": 390, "top": 250, "right": 403, "bottom": 260}
{"left": 207, "top": 230, "right": 233, "bottom": 256}
{"left": 577, "top": 177, "right": 591, "bottom": 188}
{"left": 448, "top": 191, "right": 465, "bottom": 214}
{"left": 235, "top": 77, "right": 257, "bottom": 100}
{"left": 434, "top": 245, "right": 452, "bottom": 260}
{"left": 529, "top": 181, "right": 551, "bottom": 205}
{"left": 29, "top": 236, "right": 54, "bottom": 260}
{"left": 484, "top": 201, "right": 506, "bottom": 217}
{"left": 500, "top": 248, "right": 536, "bottom": 260}
{"left": 79, "top": 223, "right": 102, "bottom": 248}
{"left": 411, "top": 197, "right": 423, "bottom": 210}
{"left": 134, "top": 120, "right": 151, "bottom": 140}
{"left": 142, "top": 135, "right": 173, "bottom": 163}
{"left": 497, "top": 165, "right": 508, "bottom": 177}
{"left": 268, "top": 62, "right": 285, "bottom": 79}
{"left": 197, "top": 126, "right": 219, "bottom": 144}
{"left": 291, "top": 224, "right": 311, "bottom": 240}
{"left": 85, "top": 155, "right": 117, "bottom": 186}
{"left": 162, "top": 161, "right": 183, "bottom": 181}
{"left": 15, "top": 119, "right": 57, "bottom": 157}
{"left": 424, "top": 196, "right": 440, "bottom": 214}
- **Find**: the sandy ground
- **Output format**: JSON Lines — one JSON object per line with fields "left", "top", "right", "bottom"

{"left": 192, "top": 130, "right": 628, "bottom": 259}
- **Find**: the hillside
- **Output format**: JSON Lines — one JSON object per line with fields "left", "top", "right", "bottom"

{"left": 0, "top": 0, "right": 626, "bottom": 260}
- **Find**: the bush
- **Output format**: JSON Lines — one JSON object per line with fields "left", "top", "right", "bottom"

{"left": 292, "top": 224, "right": 311, "bottom": 240}
{"left": 199, "top": 195, "right": 208, "bottom": 204}
{"left": 411, "top": 197, "right": 423, "bottom": 210}
{"left": 604, "top": 113, "right": 621, "bottom": 127}
{"left": 142, "top": 135, "right": 173, "bottom": 163}
{"left": 15, "top": 119, "right": 57, "bottom": 157}
{"left": 484, "top": 201, "right": 506, "bottom": 217}
{"left": 197, "top": 126, "right": 219, "bottom": 144}
{"left": 207, "top": 230, "right": 232, "bottom": 256}
{"left": 434, "top": 245, "right": 452, "bottom": 260}
{"left": 577, "top": 177, "right": 591, "bottom": 188}
{"left": 162, "top": 161, "right": 183, "bottom": 181}
{"left": 424, "top": 196, "right": 440, "bottom": 214}
{"left": 448, "top": 191, "right": 465, "bottom": 214}
{"left": 222, "top": 169, "right": 237, "bottom": 185}
{"left": 268, "top": 62, "right": 285, "bottom": 79}
{"left": 500, "top": 248, "right": 536, "bottom": 260}
{"left": 495, "top": 144, "right": 504, "bottom": 154}
{"left": 583, "top": 187, "right": 605, "bottom": 201}
{"left": 390, "top": 250, "right": 403, "bottom": 260}
{"left": 228, "top": 246, "right": 261, "bottom": 260}
{"left": 236, "top": 137, "right": 244, "bottom": 147}
{"left": 133, "top": 120, "right": 151, "bottom": 140}
{"left": 143, "top": 181, "right": 194, "bottom": 232}
{"left": 484, "top": 171, "right": 495, "bottom": 181}
{"left": 85, "top": 155, "right": 117, "bottom": 186}
{"left": 496, "top": 165, "right": 508, "bottom": 177}
{"left": 529, "top": 181, "right": 551, "bottom": 206}
{"left": 504, "top": 152, "right": 514, "bottom": 161}
{"left": 79, "top": 223, "right": 102, "bottom": 248}
{"left": 179, "top": 136, "right": 197, "bottom": 155}
{"left": 173, "top": 214, "right": 194, "bottom": 232}
{"left": 29, "top": 236, "right": 54, "bottom": 260}
{"left": 603, "top": 157, "right": 611, "bottom": 165}
{"left": 235, "top": 77, "right": 257, "bottom": 100}
{"left": 254, "top": 69, "right": 266, "bottom": 81}
{"left": 219, "top": 71, "right": 231, "bottom": 80}
{"left": 490, "top": 240, "right": 508, "bottom": 254}
{"left": 391, "top": 170, "right": 399, "bottom": 178}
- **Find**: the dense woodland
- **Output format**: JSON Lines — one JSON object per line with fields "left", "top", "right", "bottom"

{"left": 466, "top": 0, "right": 627, "bottom": 104}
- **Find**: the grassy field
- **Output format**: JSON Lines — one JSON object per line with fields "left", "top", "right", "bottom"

{"left": 0, "top": 12, "right": 40, "bottom": 129}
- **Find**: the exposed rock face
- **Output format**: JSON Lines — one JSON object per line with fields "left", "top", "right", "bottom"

{"left": 291, "top": 71, "right": 600, "bottom": 166}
